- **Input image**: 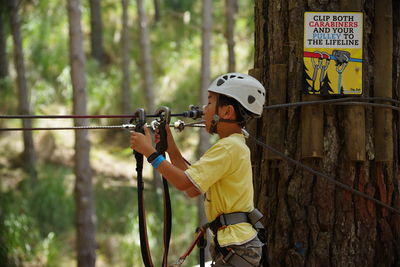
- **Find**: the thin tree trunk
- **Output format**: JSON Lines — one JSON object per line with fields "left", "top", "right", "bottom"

{"left": 136, "top": 0, "right": 155, "bottom": 113}
{"left": 121, "top": 0, "right": 131, "bottom": 115}
{"left": 197, "top": 0, "right": 213, "bottom": 261}
{"left": 9, "top": 0, "right": 36, "bottom": 177}
{"left": 252, "top": 0, "right": 400, "bottom": 266}
{"left": 0, "top": 0, "right": 8, "bottom": 79}
{"left": 67, "top": 0, "right": 96, "bottom": 266}
{"left": 225, "top": 0, "right": 236, "bottom": 73}
{"left": 198, "top": 0, "right": 212, "bottom": 157}
{"left": 89, "top": 0, "right": 104, "bottom": 66}
{"left": 136, "top": 0, "right": 161, "bottom": 189}
{"left": 153, "top": 0, "right": 160, "bottom": 23}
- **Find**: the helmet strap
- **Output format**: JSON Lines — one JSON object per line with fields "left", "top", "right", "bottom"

{"left": 210, "top": 94, "right": 255, "bottom": 134}
{"left": 210, "top": 95, "right": 220, "bottom": 134}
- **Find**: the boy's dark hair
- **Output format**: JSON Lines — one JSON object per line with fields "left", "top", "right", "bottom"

{"left": 217, "top": 94, "right": 251, "bottom": 126}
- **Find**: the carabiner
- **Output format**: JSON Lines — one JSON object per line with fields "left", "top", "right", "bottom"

{"left": 131, "top": 108, "right": 146, "bottom": 133}
{"left": 155, "top": 106, "right": 171, "bottom": 124}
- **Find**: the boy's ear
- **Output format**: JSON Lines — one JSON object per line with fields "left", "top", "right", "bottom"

{"left": 221, "top": 105, "right": 236, "bottom": 120}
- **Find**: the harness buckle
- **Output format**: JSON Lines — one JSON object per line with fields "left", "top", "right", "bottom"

{"left": 221, "top": 248, "right": 235, "bottom": 264}
{"left": 219, "top": 213, "right": 227, "bottom": 227}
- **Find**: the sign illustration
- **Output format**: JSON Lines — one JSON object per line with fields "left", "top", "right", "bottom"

{"left": 303, "top": 12, "right": 363, "bottom": 95}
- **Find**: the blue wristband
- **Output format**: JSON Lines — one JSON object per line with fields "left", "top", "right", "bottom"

{"left": 151, "top": 154, "right": 165, "bottom": 169}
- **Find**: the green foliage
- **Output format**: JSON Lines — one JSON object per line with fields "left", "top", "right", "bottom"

{"left": 95, "top": 178, "right": 137, "bottom": 234}
{"left": 95, "top": 180, "right": 198, "bottom": 266}
{"left": 0, "top": 162, "right": 198, "bottom": 266}
{"left": 26, "top": 164, "right": 74, "bottom": 236}
{"left": 0, "top": 190, "right": 39, "bottom": 265}
{"left": 1, "top": 0, "right": 254, "bottom": 265}
{"left": 0, "top": 77, "right": 16, "bottom": 114}
{"left": 164, "top": 0, "right": 197, "bottom": 13}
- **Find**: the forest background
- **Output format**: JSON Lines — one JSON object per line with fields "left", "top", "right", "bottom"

{"left": 0, "top": 0, "right": 254, "bottom": 266}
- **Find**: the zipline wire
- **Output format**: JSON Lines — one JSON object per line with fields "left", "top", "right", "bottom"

{"left": 0, "top": 96, "right": 399, "bottom": 120}
{"left": 1, "top": 97, "right": 400, "bottom": 215}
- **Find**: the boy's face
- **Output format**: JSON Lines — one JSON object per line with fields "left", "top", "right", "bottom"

{"left": 203, "top": 92, "right": 218, "bottom": 133}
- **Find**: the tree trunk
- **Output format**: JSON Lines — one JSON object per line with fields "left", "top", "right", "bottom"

{"left": 136, "top": 0, "right": 155, "bottom": 113}
{"left": 198, "top": 0, "right": 212, "bottom": 158}
{"left": 153, "top": 0, "right": 160, "bottom": 23}
{"left": 121, "top": 0, "right": 131, "bottom": 115}
{"left": 252, "top": 0, "right": 400, "bottom": 266}
{"left": 9, "top": 0, "right": 36, "bottom": 177}
{"left": 136, "top": 0, "right": 161, "bottom": 189}
{"left": 89, "top": 0, "right": 105, "bottom": 67}
{"left": 225, "top": 0, "right": 236, "bottom": 73}
{"left": 67, "top": 0, "right": 96, "bottom": 266}
{"left": 197, "top": 0, "right": 213, "bottom": 261}
{"left": 0, "top": 0, "right": 8, "bottom": 79}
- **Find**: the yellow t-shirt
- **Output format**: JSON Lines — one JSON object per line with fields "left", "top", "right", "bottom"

{"left": 185, "top": 133, "right": 257, "bottom": 247}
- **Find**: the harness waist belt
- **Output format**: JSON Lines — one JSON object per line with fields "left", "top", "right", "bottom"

{"left": 209, "top": 209, "right": 264, "bottom": 234}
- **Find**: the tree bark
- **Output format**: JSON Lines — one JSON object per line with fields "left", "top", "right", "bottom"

{"left": 121, "top": 0, "right": 131, "bottom": 116}
{"left": 0, "top": 0, "right": 8, "bottom": 79}
{"left": 67, "top": 0, "right": 96, "bottom": 266}
{"left": 225, "top": 0, "right": 236, "bottom": 73}
{"left": 9, "top": 0, "right": 36, "bottom": 177}
{"left": 252, "top": 0, "right": 400, "bottom": 266}
{"left": 89, "top": 0, "right": 105, "bottom": 66}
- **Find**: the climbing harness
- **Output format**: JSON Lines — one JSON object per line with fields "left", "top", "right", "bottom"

{"left": 207, "top": 208, "right": 266, "bottom": 267}
{"left": 173, "top": 206, "right": 267, "bottom": 266}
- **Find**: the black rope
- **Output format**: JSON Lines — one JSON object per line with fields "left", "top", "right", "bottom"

{"left": 264, "top": 96, "right": 400, "bottom": 110}
{"left": 247, "top": 134, "right": 400, "bottom": 215}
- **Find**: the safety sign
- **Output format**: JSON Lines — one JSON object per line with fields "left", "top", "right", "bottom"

{"left": 303, "top": 12, "right": 363, "bottom": 95}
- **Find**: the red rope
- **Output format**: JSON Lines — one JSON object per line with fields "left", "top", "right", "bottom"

{"left": 303, "top": 51, "right": 330, "bottom": 59}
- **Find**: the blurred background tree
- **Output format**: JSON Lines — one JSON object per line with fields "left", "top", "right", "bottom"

{"left": 0, "top": 0, "right": 255, "bottom": 266}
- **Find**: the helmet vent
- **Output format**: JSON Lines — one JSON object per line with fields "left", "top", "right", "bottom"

{"left": 223, "top": 75, "right": 228, "bottom": 80}
{"left": 248, "top": 95, "right": 256, "bottom": 104}
{"left": 217, "top": 79, "right": 225, "bottom": 86}
{"left": 238, "top": 76, "right": 244, "bottom": 79}
{"left": 230, "top": 75, "right": 236, "bottom": 78}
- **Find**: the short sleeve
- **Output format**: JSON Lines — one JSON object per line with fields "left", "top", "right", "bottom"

{"left": 185, "top": 144, "right": 231, "bottom": 193}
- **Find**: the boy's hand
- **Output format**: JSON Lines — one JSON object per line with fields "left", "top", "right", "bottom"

{"left": 130, "top": 126, "right": 156, "bottom": 157}
{"left": 154, "top": 125, "right": 178, "bottom": 154}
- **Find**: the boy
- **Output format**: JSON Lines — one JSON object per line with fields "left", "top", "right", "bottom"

{"left": 130, "top": 73, "right": 266, "bottom": 266}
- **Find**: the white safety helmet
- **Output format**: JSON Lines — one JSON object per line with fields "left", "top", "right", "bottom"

{"left": 207, "top": 73, "right": 266, "bottom": 117}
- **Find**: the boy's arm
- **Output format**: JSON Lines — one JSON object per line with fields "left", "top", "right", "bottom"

{"left": 131, "top": 126, "right": 197, "bottom": 193}
{"left": 185, "top": 185, "right": 202, "bottom": 198}
{"left": 154, "top": 157, "right": 195, "bottom": 192}
{"left": 167, "top": 147, "right": 189, "bottom": 171}
{"left": 155, "top": 125, "right": 189, "bottom": 171}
